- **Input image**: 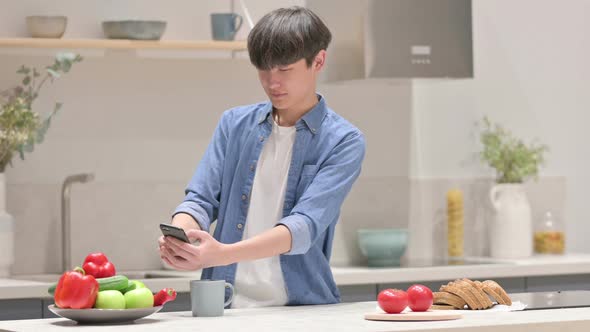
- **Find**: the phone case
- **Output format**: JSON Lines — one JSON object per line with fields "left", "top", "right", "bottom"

{"left": 160, "top": 223, "right": 190, "bottom": 243}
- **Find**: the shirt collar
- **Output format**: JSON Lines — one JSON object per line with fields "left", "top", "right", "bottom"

{"left": 257, "top": 94, "right": 327, "bottom": 135}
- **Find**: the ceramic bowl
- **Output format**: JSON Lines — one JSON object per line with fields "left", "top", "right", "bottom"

{"left": 357, "top": 228, "right": 408, "bottom": 267}
{"left": 102, "top": 20, "right": 167, "bottom": 40}
{"left": 26, "top": 16, "right": 67, "bottom": 38}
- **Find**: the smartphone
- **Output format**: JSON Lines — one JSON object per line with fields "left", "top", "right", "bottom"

{"left": 160, "top": 223, "right": 190, "bottom": 243}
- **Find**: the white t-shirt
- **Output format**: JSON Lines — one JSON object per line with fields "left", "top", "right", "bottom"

{"left": 232, "top": 117, "right": 296, "bottom": 308}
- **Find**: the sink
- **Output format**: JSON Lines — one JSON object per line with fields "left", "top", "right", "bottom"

{"left": 11, "top": 271, "right": 187, "bottom": 283}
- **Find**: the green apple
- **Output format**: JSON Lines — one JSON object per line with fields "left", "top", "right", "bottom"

{"left": 130, "top": 280, "right": 146, "bottom": 289}
{"left": 124, "top": 288, "right": 154, "bottom": 309}
{"left": 121, "top": 280, "right": 145, "bottom": 294}
{"left": 94, "top": 290, "right": 125, "bottom": 309}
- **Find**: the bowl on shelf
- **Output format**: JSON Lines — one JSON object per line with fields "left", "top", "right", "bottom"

{"left": 357, "top": 228, "right": 408, "bottom": 267}
{"left": 26, "top": 16, "right": 67, "bottom": 38}
{"left": 102, "top": 20, "right": 167, "bottom": 40}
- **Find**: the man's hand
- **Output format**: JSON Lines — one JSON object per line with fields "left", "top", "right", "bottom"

{"left": 158, "top": 223, "right": 292, "bottom": 270}
{"left": 159, "top": 230, "right": 229, "bottom": 271}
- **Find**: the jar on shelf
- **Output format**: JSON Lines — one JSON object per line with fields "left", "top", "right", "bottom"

{"left": 534, "top": 211, "right": 565, "bottom": 254}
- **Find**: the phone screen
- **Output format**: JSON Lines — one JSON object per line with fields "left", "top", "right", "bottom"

{"left": 160, "top": 223, "right": 190, "bottom": 243}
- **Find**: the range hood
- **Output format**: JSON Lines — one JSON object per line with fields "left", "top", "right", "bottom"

{"left": 306, "top": 0, "right": 473, "bottom": 81}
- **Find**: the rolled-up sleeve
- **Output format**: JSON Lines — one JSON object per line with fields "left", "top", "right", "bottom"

{"left": 172, "top": 111, "right": 232, "bottom": 232}
{"left": 279, "top": 131, "right": 366, "bottom": 255}
{"left": 278, "top": 214, "right": 313, "bottom": 255}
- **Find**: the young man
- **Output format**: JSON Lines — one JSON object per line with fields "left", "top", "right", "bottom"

{"left": 158, "top": 6, "right": 365, "bottom": 307}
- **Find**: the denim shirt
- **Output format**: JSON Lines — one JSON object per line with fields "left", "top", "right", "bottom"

{"left": 173, "top": 95, "right": 366, "bottom": 306}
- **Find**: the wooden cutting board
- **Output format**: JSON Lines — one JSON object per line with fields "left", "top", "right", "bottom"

{"left": 364, "top": 310, "right": 462, "bottom": 321}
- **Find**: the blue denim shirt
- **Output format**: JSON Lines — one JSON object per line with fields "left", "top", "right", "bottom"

{"left": 173, "top": 95, "right": 365, "bottom": 306}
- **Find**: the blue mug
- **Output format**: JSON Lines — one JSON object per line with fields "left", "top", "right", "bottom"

{"left": 211, "top": 13, "right": 243, "bottom": 41}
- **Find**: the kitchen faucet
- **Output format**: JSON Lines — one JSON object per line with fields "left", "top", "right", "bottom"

{"left": 61, "top": 173, "right": 94, "bottom": 272}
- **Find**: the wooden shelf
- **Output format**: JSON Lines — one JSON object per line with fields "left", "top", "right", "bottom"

{"left": 0, "top": 38, "right": 248, "bottom": 51}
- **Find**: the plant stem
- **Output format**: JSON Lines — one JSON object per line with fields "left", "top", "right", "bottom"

{"left": 34, "top": 75, "right": 51, "bottom": 98}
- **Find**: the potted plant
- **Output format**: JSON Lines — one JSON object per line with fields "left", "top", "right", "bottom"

{"left": 0, "top": 52, "right": 82, "bottom": 277}
{"left": 479, "top": 117, "right": 548, "bottom": 259}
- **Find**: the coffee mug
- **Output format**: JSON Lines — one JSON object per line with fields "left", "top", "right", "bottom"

{"left": 210, "top": 13, "right": 243, "bottom": 41}
{"left": 190, "top": 279, "right": 234, "bottom": 317}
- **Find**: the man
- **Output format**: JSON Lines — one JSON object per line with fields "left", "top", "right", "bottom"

{"left": 158, "top": 6, "right": 365, "bottom": 307}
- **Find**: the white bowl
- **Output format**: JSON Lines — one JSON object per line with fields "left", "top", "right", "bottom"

{"left": 26, "top": 16, "right": 67, "bottom": 38}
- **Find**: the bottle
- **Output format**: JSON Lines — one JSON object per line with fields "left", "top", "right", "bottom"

{"left": 447, "top": 189, "right": 464, "bottom": 260}
{"left": 534, "top": 211, "right": 565, "bottom": 254}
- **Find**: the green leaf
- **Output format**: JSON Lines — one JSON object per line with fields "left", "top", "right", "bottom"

{"left": 22, "top": 138, "right": 35, "bottom": 153}
{"left": 47, "top": 68, "right": 60, "bottom": 79}
{"left": 61, "top": 61, "right": 72, "bottom": 73}
{"left": 52, "top": 102, "right": 63, "bottom": 115}
{"left": 478, "top": 116, "right": 548, "bottom": 183}
{"left": 36, "top": 118, "right": 50, "bottom": 144}
{"left": 16, "top": 66, "right": 30, "bottom": 74}
{"left": 56, "top": 52, "right": 78, "bottom": 63}
{"left": 0, "top": 53, "right": 82, "bottom": 170}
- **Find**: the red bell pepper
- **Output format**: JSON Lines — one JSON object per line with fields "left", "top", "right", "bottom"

{"left": 54, "top": 267, "right": 99, "bottom": 309}
{"left": 82, "top": 252, "right": 116, "bottom": 278}
{"left": 154, "top": 288, "right": 177, "bottom": 306}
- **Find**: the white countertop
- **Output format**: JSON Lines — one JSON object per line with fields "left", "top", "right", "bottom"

{"left": 2, "top": 253, "right": 590, "bottom": 300}
{"left": 332, "top": 253, "right": 590, "bottom": 285}
{"left": 1, "top": 301, "right": 590, "bottom": 331}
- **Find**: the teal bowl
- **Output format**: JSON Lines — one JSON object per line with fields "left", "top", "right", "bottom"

{"left": 357, "top": 228, "right": 408, "bottom": 267}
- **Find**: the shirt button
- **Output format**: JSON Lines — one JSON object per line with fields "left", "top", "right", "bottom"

{"left": 237, "top": 223, "right": 243, "bottom": 230}
{"left": 311, "top": 128, "right": 317, "bottom": 133}
{"left": 259, "top": 136, "right": 265, "bottom": 142}
{"left": 241, "top": 194, "right": 248, "bottom": 201}
{"left": 250, "top": 164, "right": 255, "bottom": 171}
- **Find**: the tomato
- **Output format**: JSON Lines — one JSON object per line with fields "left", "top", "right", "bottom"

{"left": 377, "top": 289, "right": 408, "bottom": 314}
{"left": 407, "top": 284, "right": 433, "bottom": 312}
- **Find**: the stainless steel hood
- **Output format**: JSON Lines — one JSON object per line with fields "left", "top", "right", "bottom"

{"left": 307, "top": 0, "right": 473, "bottom": 81}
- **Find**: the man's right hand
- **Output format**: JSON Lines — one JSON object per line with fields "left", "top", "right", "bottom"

{"left": 158, "top": 213, "right": 201, "bottom": 267}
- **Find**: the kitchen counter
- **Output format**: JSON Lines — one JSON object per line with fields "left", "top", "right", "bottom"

{"left": 3, "top": 253, "right": 590, "bottom": 300}
{"left": 333, "top": 253, "right": 590, "bottom": 285}
{"left": 1, "top": 301, "right": 589, "bottom": 331}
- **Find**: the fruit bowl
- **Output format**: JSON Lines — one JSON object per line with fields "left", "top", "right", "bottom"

{"left": 48, "top": 305, "right": 162, "bottom": 324}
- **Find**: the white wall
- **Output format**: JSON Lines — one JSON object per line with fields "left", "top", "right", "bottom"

{"left": 1, "top": 0, "right": 585, "bottom": 275}
{"left": 0, "top": 0, "right": 410, "bottom": 273}
{"left": 411, "top": 0, "right": 590, "bottom": 252}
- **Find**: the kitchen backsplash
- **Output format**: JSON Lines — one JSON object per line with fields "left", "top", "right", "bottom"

{"left": 406, "top": 176, "right": 567, "bottom": 262}
{"left": 2, "top": 54, "right": 412, "bottom": 274}
{"left": 330, "top": 176, "right": 566, "bottom": 267}
{"left": 2, "top": 53, "right": 567, "bottom": 274}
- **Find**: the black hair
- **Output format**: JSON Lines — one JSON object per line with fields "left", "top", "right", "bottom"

{"left": 247, "top": 6, "right": 332, "bottom": 70}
